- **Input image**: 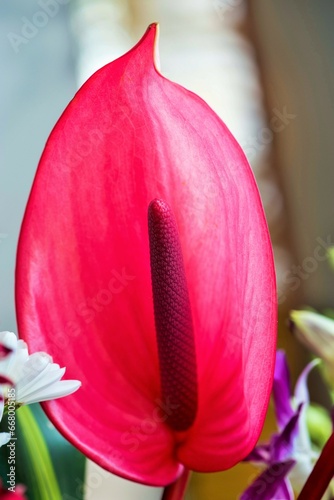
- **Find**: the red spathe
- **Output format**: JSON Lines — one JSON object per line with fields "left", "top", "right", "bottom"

{"left": 16, "top": 24, "right": 277, "bottom": 486}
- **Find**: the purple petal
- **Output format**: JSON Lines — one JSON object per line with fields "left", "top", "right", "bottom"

{"left": 273, "top": 351, "right": 294, "bottom": 430}
{"left": 294, "top": 358, "right": 320, "bottom": 405}
{"left": 245, "top": 444, "right": 271, "bottom": 464}
{"left": 271, "top": 404, "right": 302, "bottom": 461}
{"left": 272, "top": 479, "right": 295, "bottom": 500}
{"left": 240, "top": 460, "right": 295, "bottom": 500}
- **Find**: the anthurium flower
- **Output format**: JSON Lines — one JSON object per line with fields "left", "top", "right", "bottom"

{"left": 242, "top": 351, "right": 323, "bottom": 499}
{"left": 0, "top": 332, "right": 80, "bottom": 407}
{"left": 16, "top": 24, "right": 276, "bottom": 486}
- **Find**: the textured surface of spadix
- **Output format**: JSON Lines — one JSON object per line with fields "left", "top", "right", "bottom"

{"left": 148, "top": 199, "right": 198, "bottom": 432}
{"left": 16, "top": 24, "right": 277, "bottom": 485}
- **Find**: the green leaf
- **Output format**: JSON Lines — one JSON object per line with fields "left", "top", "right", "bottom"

{"left": 0, "top": 404, "right": 86, "bottom": 499}
{"left": 17, "top": 405, "right": 62, "bottom": 499}
{"left": 307, "top": 403, "right": 332, "bottom": 448}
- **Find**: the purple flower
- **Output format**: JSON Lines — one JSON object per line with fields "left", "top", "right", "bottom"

{"left": 241, "top": 351, "right": 319, "bottom": 500}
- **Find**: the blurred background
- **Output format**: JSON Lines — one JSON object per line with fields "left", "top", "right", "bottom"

{"left": 1, "top": 0, "right": 334, "bottom": 498}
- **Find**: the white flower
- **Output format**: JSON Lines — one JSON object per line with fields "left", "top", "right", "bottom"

{"left": 290, "top": 310, "right": 334, "bottom": 384}
{"left": 290, "top": 310, "right": 334, "bottom": 361}
{"left": 0, "top": 331, "right": 81, "bottom": 406}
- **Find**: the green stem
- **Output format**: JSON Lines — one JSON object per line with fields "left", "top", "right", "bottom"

{"left": 17, "top": 405, "right": 62, "bottom": 500}
{"left": 298, "top": 431, "right": 334, "bottom": 500}
{"left": 162, "top": 469, "right": 191, "bottom": 500}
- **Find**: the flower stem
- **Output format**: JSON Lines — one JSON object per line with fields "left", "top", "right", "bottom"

{"left": 298, "top": 430, "right": 334, "bottom": 500}
{"left": 162, "top": 469, "right": 191, "bottom": 500}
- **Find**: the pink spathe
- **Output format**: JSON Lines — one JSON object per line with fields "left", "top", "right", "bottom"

{"left": 15, "top": 24, "right": 277, "bottom": 487}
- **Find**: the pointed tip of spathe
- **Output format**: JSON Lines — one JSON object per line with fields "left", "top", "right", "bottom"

{"left": 148, "top": 22, "right": 159, "bottom": 30}
{"left": 139, "top": 23, "right": 161, "bottom": 74}
{"left": 151, "top": 23, "right": 161, "bottom": 73}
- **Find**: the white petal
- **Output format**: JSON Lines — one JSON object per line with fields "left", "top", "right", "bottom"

{"left": 23, "top": 380, "right": 81, "bottom": 405}
{"left": 17, "top": 363, "right": 65, "bottom": 401}
{"left": 291, "top": 310, "right": 334, "bottom": 363}
{"left": 16, "top": 352, "right": 52, "bottom": 391}
{"left": 17, "top": 339, "right": 29, "bottom": 350}
{"left": 0, "top": 432, "right": 11, "bottom": 447}
{"left": 0, "top": 332, "right": 18, "bottom": 375}
{"left": 0, "top": 332, "right": 18, "bottom": 350}
{"left": 0, "top": 340, "right": 29, "bottom": 381}
{"left": 0, "top": 331, "right": 81, "bottom": 406}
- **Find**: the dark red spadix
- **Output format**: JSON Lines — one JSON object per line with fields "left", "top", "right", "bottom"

{"left": 148, "top": 199, "right": 197, "bottom": 431}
